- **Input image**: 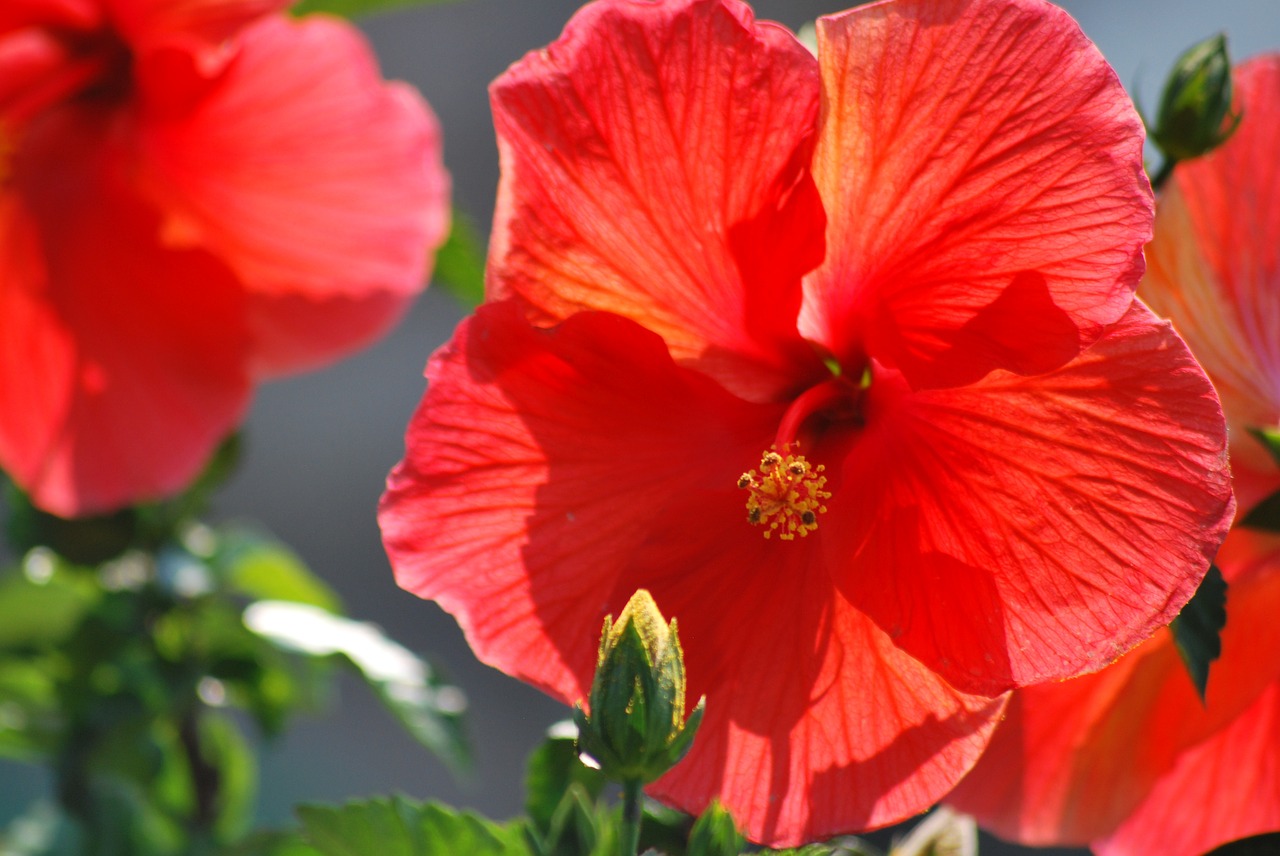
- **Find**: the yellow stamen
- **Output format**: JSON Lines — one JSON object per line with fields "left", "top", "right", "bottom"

{"left": 737, "top": 446, "right": 830, "bottom": 540}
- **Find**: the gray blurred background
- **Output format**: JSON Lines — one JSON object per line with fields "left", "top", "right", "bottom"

{"left": 4, "top": 2, "right": 1279, "bottom": 854}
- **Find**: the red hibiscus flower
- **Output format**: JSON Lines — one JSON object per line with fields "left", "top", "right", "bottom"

{"left": 0, "top": 0, "right": 448, "bottom": 517}
{"left": 950, "top": 55, "right": 1280, "bottom": 856}
{"left": 379, "top": 0, "right": 1233, "bottom": 845}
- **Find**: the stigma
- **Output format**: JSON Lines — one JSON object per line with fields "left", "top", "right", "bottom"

{"left": 737, "top": 447, "right": 830, "bottom": 540}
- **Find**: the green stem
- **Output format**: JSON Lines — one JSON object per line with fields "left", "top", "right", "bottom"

{"left": 179, "top": 706, "right": 220, "bottom": 835}
{"left": 1151, "top": 156, "right": 1178, "bottom": 193}
{"left": 620, "top": 778, "right": 643, "bottom": 856}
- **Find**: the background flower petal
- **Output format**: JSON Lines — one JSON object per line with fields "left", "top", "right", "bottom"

{"left": 805, "top": 0, "right": 1151, "bottom": 389}
{"left": 243, "top": 288, "right": 414, "bottom": 378}
{"left": 0, "top": 0, "right": 99, "bottom": 34}
{"left": 105, "top": 0, "right": 289, "bottom": 54}
{"left": 1142, "top": 56, "right": 1280, "bottom": 513}
{"left": 487, "top": 0, "right": 825, "bottom": 401}
{"left": 137, "top": 15, "right": 447, "bottom": 307}
{"left": 949, "top": 530, "right": 1280, "bottom": 847}
{"left": 835, "top": 302, "right": 1233, "bottom": 695}
{"left": 0, "top": 108, "right": 248, "bottom": 516}
{"left": 1098, "top": 682, "right": 1280, "bottom": 856}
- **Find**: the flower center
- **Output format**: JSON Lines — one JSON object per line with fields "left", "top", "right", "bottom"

{"left": 1, "top": 29, "right": 132, "bottom": 131}
{"left": 737, "top": 448, "right": 830, "bottom": 540}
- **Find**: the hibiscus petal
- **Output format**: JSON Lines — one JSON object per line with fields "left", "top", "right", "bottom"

{"left": 137, "top": 15, "right": 447, "bottom": 305}
{"left": 642, "top": 554, "right": 1002, "bottom": 846}
{"left": 380, "top": 300, "right": 784, "bottom": 703}
{"left": 949, "top": 530, "right": 1280, "bottom": 845}
{"left": 1141, "top": 57, "right": 1280, "bottom": 512}
{"left": 244, "top": 288, "right": 413, "bottom": 378}
{"left": 804, "top": 0, "right": 1151, "bottom": 389}
{"left": 0, "top": 0, "right": 99, "bottom": 34}
{"left": 105, "top": 0, "right": 289, "bottom": 53}
{"left": 380, "top": 301, "right": 1002, "bottom": 845}
{"left": 0, "top": 108, "right": 248, "bottom": 516}
{"left": 487, "top": 0, "right": 825, "bottom": 401}
{"left": 835, "top": 301, "right": 1233, "bottom": 695}
{"left": 1098, "top": 681, "right": 1280, "bottom": 856}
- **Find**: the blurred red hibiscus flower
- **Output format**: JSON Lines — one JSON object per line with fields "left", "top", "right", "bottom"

{"left": 380, "top": 0, "right": 1233, "bottom": 845}
{"left": 0, "top": 0, "right": 448, "bottom": 516}
{"left": 950, "top": 55, "right": 1280, "bottom": 856}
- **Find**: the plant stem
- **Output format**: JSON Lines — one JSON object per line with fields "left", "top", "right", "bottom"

{"left": 1151, "top": 156, "right": 1178, "bottom": 193}
{"left": 179, "top": 706, "right": 220, "bottom": 834}
{"left": 620, "top": 778, "right": 643, "bottom": 856}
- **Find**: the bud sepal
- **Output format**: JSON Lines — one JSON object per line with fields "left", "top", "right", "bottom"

{"left": 573, "top": 590, "right": 705, "bottom": 785}
{"left": 1152, "top": 33, "right": 1242, "bottom": 163}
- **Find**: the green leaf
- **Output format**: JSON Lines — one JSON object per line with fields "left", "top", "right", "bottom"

{"left": 196, "top": 712, "right": 258, "bottom": 840}
{"left": 1170, "top": 564, "right": 1227, "bottom": 701}
{"left": 290, "top": 0, "right": 459, "bottom": 20}
{"left": 213, "top": 529, "right": 341, "bottom": 614}
{"left": 243, "top": 602, "right": 470, "bottom": 772}
{"left": 1204, "top": 833, "right": 1280, "bottom": 855}
{"left": 224, "top": 831, "right": 323, "bottom": 856}
{"left": 431, "top": 211, "right": 487, "bottom": 309}
{"left": 524, "top": 724, "right": 606, "bottom": 836}
{"left": 0, "top": 803, "right": 83, "bottom": 856}
{"left": 0, "top": 658, "right": 62, "bottom": 760}
{"left": 1241, "top": 429, "right": 1280, "bottom": 531}
{"left": 297, "top": 797, "right": 528, "bottom": 856}
{"left": 637, "top": 802, "right": 691, "bottom": 856}
{"left": 0, "top": 567, "right": 96, "bottom": 650}
{"left": 687, "top": 801, "right": 743, "bottom": 856}
{"left": 1240, "top": 489, "right": 1280, "bottom": 533}
{"left": 1247, "top": 426, "right": 1280, "bottom": 468}
{"left": 762, "top": 840, "right": 883, "bottom": 856}
{"left": 3, "top": 486, "right": 138, "bottom": 566}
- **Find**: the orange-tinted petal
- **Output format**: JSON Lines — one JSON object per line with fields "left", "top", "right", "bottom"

{"left": 950, "top": 530, "right": 1280, "bottom": 845}
{"left": 487, "top": 0, "right": 825, "bottom": 401}
{"left": 0, "top": 107, "right": 248, "bottom": 516}
{"left": 137, "top": 15, "right": 447, "bottom": 310}
{"left": 805, "top": 0, "right": 1151, "bottom": 389}
{"left": 835, "top": 302, "right": 1232, "bottom": 695}
{"left": 1141, "top": 56, "right": 1280, "bottom": 512}
{"left": 1098, "top": 682, "right": 1280, "bottom": 856}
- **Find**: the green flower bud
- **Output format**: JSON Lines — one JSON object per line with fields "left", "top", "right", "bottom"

{"left": 573, "top": 590, "right": 704, "bottom": 784}
{"left": 1152, "top": 34, "right": 1242, "bottom": 162}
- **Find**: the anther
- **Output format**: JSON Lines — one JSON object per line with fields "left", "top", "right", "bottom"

{"left": 736, "top": 446, "right": 831, "bottom": 541}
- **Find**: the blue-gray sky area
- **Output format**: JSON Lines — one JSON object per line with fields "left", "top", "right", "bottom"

{"left": 2, "top": 3, "right": 1277, "bottom": 854}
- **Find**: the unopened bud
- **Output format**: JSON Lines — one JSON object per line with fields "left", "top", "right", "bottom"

{"left": 573, "top": 590, "right": 704, "bottom": 784}
{"left": 1152, "top": 34, "right": 1241, "bottom": 162}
